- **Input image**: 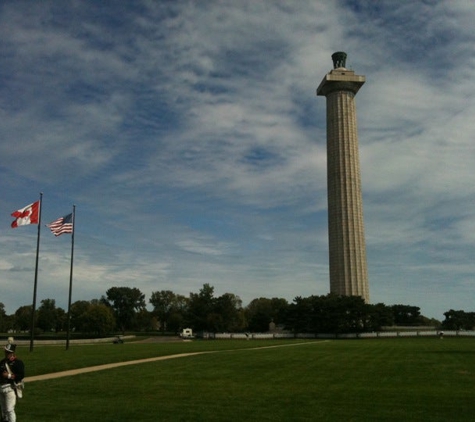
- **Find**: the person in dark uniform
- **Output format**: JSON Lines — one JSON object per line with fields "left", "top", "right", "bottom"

{"left": 0, "top": 343, "right": 25, "bottom": 422}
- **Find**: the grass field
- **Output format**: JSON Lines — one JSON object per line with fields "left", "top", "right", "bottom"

{"left": 12, "top": 337, "right": 475, "bottom": 421}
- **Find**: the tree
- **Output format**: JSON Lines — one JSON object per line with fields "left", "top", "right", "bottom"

{"left": 167, "top": 312, "right": 185, "bottom": 333}
{"left": 186, "top": 284, "right": 216, "bottom": 331}
{"left": 149, "top": 290, "right": 188, "bottom": 332}
{"left": 14, "top": 305, "right": 33, "bottom": 332}
{"left": 213, "top": 293, "right": 245, "bottom": 332}
{"left": 55, "top": 307, "right": 67, "bottom": 332}
{"left": 287, "top": 294, "right": 367, "bottom": 333}
{"left": 307, "top": 294, "right": 343, "bottom": 333}
{"left": 134, "top": 308, "right": 153, "bottom": 331}
{"left": 82, "top": 303, "right": 116, "bottom": 335}
{"left": 0, "top": 303, "right": 6, "bottom": 333}
{"left": 246, "top": 297, "right": 289, "bottom": 332}
{"left": 391, "top": 305, "right": 422, "bottom": 326}
{"left": 365, "top": 303, "right": 394, "bottom": 331}
{"left": 102, "top": 287, "right": 146, "bottom": 333}
{"left": 70, "top": 300, "right": 116, "bottom": 335}
{"left": 332, "top": 295, "right": 367, "bottom": 333}
{"left": 37, "top": 299, "right": 64, "bottom": 332}
{"left": 286, "top": 296, "right": 313, "bottom": 333}
{"left": 168, "top": 294, "right": 188, "bottom": 332}
{"left": 70, "top": 300, "right": 93, "bottom": 332}
{"left": 442, "top": 310, "right": 475, "bottom": 330}
{"left": 185, "top": 286, "right": 246, "bottom": 332}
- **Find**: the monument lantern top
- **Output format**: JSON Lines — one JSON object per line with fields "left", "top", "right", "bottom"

{"left": 331, "top": 51, "right": 347, "bottom": 69}
{"left": 317, "top": 51, "right": 364, "bottom": 97}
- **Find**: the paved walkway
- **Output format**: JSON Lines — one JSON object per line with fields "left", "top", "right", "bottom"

{"left": 25, "top": 351, "right": 214, "bottom": 382}
{"left": 25, "top": 340, "right": 326, "bottom": 383}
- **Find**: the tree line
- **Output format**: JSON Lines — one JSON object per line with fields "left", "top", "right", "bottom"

{"left": 0, "top": 283, "right": 468, "bottom": 336}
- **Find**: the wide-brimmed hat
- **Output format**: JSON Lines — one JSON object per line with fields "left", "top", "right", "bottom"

{"left": 4, "top": 343, "right": 16, "bottom": 353}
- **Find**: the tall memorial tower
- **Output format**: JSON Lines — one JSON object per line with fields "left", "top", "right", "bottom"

{"left": 317, "top": 52, "right": 369, "bottom": 302}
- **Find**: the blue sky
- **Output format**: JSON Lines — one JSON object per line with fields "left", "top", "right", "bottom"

{"left": 1, "top": 0, "right": 474, "bottom": 320}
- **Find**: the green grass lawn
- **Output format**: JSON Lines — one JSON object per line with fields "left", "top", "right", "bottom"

{"left": 14, "top": 338, "right": 475, "bottom": 421}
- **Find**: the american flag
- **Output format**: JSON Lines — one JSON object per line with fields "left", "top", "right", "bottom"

{"left": 47, "top": 213, "right": 73, "bottom": 237}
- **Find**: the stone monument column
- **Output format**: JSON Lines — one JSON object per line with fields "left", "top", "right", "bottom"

{"left": 317, "top": 52, "right": 369, "bottom": 302}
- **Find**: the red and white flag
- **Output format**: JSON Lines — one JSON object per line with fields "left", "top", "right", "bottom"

{"left": 47, "top": 213, "right": 73, "bottom": 237}
{"left": 11, "top": 201, "right": 40, "bottom": 228}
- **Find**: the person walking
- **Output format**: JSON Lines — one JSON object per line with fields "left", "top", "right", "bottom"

{"left": 0, "top": 343, "right": 24, "bottom": 422}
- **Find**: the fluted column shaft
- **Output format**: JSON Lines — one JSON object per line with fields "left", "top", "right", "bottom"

{"left": 317, "top": 67, "right": 369, "bottom": 302}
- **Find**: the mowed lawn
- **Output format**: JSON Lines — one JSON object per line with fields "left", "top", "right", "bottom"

{"left": 16, "top": 337, "right": 475, "bottom": 421}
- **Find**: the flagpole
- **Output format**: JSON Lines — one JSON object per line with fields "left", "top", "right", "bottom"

{"left": 29, "top": 192, "right": 43, "bottom": 352}
{"left": 66, "top": 205, "right": 76, "bottom": 350}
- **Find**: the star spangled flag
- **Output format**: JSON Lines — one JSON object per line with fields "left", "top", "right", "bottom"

{"left": 11, "top": 201, "right": 40, "bottom": 228}
{"left": 47, "top": 213, "right": 73, "bottom": 237}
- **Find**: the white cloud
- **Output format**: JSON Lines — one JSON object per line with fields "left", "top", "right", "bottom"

{"left": 1, "top": 1, "right": 475, "bottom": 320}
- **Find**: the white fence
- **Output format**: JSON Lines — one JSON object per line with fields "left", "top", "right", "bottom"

{"left": 13, "top": 335, "right": 136, "bottom": 346}
{"left": 200, "top": 330, "right": 475, "bottom": 340}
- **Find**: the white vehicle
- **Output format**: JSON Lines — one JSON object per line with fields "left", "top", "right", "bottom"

{"left": 180, "top": 328, "right": 194, "bottom": 338}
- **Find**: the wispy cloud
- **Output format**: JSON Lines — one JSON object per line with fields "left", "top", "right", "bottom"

{"left": 1, "top": 1, "right": 474, "bottom": 319}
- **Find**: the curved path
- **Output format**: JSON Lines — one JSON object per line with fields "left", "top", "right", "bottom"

{"left": 25, "top": 340, "right": 326, "bottom": 383}
{"left": 25, "top": 352, "right": 214, "bottom": 382}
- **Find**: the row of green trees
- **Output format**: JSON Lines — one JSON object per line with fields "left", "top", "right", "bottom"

{"left": 440, "top": 309, "right": 475, "bottom": 331}
{"left": 0, "top": 283, "right": 464, "bottom": 336}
